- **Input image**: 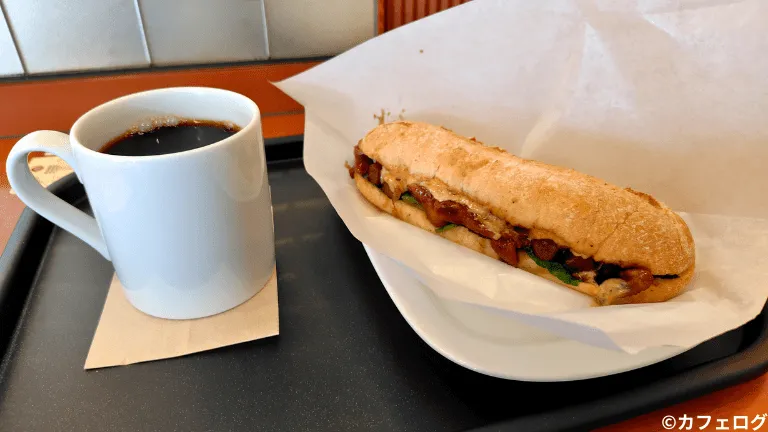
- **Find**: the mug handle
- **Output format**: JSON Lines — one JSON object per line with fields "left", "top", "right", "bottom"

{"left": 6, "top": 131, "right": 110, "bottom": 260}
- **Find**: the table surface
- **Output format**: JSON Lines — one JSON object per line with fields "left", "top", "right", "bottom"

{"left": 1, "top": 139, "right": 766, "bottom": 431}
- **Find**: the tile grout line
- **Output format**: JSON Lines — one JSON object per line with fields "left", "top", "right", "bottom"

{"left": 0, "top": 2, "right": 27, "bottom": 74}
{"left": 259, "top": 0, "right": 271, "bottom": 59}
{"left": 131, "top": 0, "right": 153, "bottom": 66}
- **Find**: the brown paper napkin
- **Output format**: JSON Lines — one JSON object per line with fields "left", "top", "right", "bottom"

{"left": 10, "top": 154, "right": 74, "bottom": 195}
{"left": 85, "top": 269, "right": 279, "bottom": 369}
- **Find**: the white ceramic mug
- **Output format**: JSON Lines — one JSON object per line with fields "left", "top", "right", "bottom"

{"left": 6, "top": 87, "right": 275, "bottom": 319}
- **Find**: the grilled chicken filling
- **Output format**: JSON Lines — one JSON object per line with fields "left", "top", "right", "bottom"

{"left": 351, "top": 147, "right": 678, "bottom": 302}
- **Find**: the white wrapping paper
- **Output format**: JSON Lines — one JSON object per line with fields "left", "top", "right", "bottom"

{"left": 275, "top": 0, "right": 768, "bottom": 353}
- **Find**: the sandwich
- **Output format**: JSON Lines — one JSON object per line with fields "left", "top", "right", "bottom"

{"left": 347, "top": 121, "right": 695, "bottom": 306}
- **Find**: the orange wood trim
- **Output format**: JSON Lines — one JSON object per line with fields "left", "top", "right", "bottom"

{"left": 0, "top": 138, "right": 27, "bottom": 254}
{"left": 0, "top": 61, "right": 319, "bottom": 137}
{"left": 262, "top": 112, "right": 304, "bottom": 139}
{"left": 1, "top": 138, "right": 16, "bottom": 185}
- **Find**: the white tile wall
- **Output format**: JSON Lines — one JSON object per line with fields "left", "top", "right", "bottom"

{"left": 0, "top": 8, "right": 23, "bottom": 76}
{"left": 264, "top": 0, "right": 374, "bottom": 58}
{"left": 0, "top": 0, "right": 375, "bottom": 76}
{"left": 2, "top": 0, "right": 149, "bottom": 74}
{"left": 140, "top": 0, "right": 269, "bottom": 66}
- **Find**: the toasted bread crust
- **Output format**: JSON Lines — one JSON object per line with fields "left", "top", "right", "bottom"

{"left": 358, "top": 121, "right": 695, "bottom": 276}
{"left": 355, "top": 174, "right": 687, "bottom": 304}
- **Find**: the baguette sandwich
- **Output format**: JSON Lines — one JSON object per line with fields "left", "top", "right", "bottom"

{"left": 347, "top": 121, "right": 695, "bottom": 306}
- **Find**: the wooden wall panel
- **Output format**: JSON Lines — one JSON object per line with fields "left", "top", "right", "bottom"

{"left": 379, "top": 0, "right": 471, "bottom": 33}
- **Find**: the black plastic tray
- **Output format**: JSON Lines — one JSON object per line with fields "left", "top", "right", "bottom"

{"left": 1, "top": 140, "right": 767, "bottom": 432}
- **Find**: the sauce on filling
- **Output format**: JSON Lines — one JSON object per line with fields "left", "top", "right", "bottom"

{"left": 352, "top": 146, "right": 665, "bottom": 298}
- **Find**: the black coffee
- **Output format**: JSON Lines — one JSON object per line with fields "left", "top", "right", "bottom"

{"left": 100, "top": 119, "right": 241, "bottom": 156}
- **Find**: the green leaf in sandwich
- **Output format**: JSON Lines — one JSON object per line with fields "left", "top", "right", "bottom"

{"left": 524, "top": 247, "right": 580, "bottom": 286}
{"left": 435, "top": 223, "right": 458, "bottom": 233}
{"left": 400, "top": 192, "right": 423, "bottom": 209}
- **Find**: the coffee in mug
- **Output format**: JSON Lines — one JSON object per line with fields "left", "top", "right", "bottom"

{"left": 101, "top": 119, "right": 241, "bottom": 156}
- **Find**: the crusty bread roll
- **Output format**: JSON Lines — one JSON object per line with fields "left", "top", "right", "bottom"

{"left": 352, "top": 121, "right": 696, "bottom": 305}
